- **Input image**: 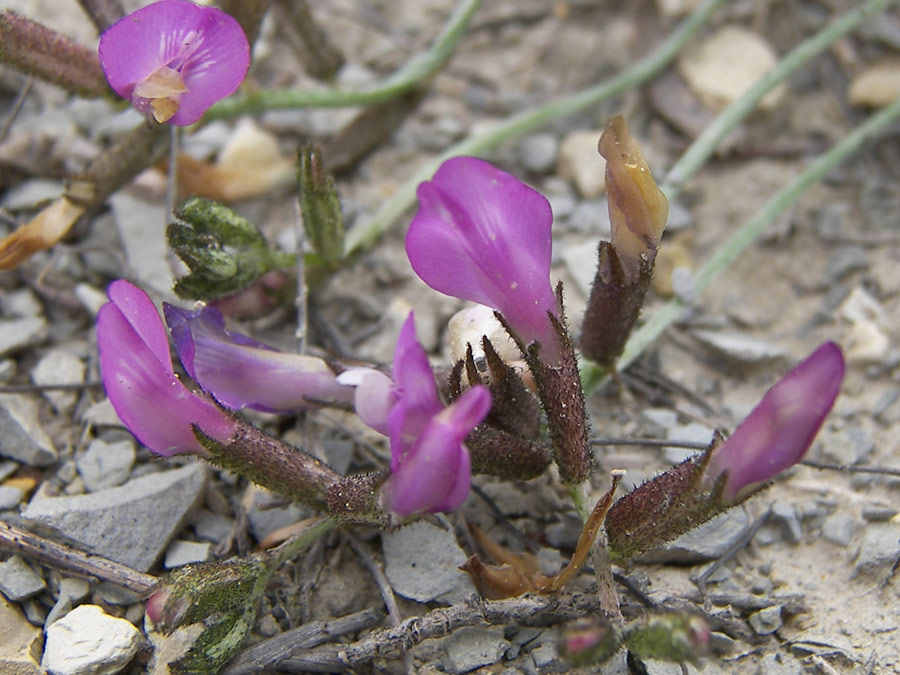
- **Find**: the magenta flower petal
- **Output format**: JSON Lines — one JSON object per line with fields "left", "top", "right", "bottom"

{"left": 386, "top": 313, "right": 444, "bottom": 471}
{"left": 99, "top": 0, "right": 249, "bottom": 126}
{"left": 707, "top": 342, "right": 845, "bottom": 500}
{"left": 98, "top": 281, "right": 234, "bottom": 456}
{"left": 406, "top": 157, "right": 559, "bottom": 354}
{"left": 384, "top": 385, "right": 490, "bottom": 516}
{"left": 164, "top": 304, "right": 354, "bottom": 414}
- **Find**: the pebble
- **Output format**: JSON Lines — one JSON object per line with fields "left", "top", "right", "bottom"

{"left": 74, "top": 283, "right": 109, "bottom": 317}
{"left": 164, "top": 539, "right": 213, "bottom": 568}
{"left": 557, "top": 129, "right": 606, "bottom": 199}
{"left": 42, "top": 604, "right": 140, "bottom": 675}
{"left": 0, "top": 317, "right": 48, "bottom": 357}
{"left": 749, "top": 605, "right": 783, "bottom": 635}
{"left": 560, "top": 239, "right": 600, "bottom": 298}
{"left": 382, "top": 520, "right": 475, "bottom": 604}
{"left": 191, "top": 509, "right": 235, "bottom": 543}
{"left": 821, "top": 513, "right": 859, "bottom": 547}
{"left": 853, "top": 523, "right": 900, "bottom": 576}
{"left": 0, "top": 393, "right": 58, "bottom": 466}
{"left": 678, "top": 26, "right": 785, "bottom": 111}
{"left": 816, "top": 426, "right": 874, "bottom": 466}
{"left": 639, "top": 508, "right": 751, "bottom": 564}
{"left": 247, "top": 489, "right": 309, "bottom": 542}
{"left": 31, "top": 348, "right": 85, "bottom": 416}
{"left": 848, "top": 59, "right": 900, "bottom": 107}
{"left": 0, "top": 555, "right": 46, "bottom": 601}
{"left": 0, "top": 178, "right": 65, "bottom": 209}
{"left": 22, "top": 463, "right": 207, "bottom": 572}
{"left": 862, "top": 505, "right": 898, "bottom": 522}
{"left": 689, "top": 329, "right": 787, "bottom": 365}
{"left": 442, "top": 627, "right": 509, "bottom": 674}
{"left": 46, "top": 577, "right": 91, "bottom": 626}
{"left": 822, "top": 246, "right": 869, "bottom": 286}
{"left": 76, "top": 439, "right": 135, "bottom": 492}
{"left": 80, "top": 398, "right": 124, "bottom": 428}
{"left": 568, "top": 198, "right": 611, "bottom": 235}
{"left": 756, "top": 652, "right": 804, "bottom": 675}
{"left": 0, "top": 485, "right": 24, "bottom": 509}
{"left": 517, "top": 133, "right": 559, "bottom": 174}
{"left": 0, "top": 595, "right": 43, "bottom": 675}
{"left": 769, "top": 501, "right": 803, "bottom": 545}
{"left": 664, "top": 422, "right": 713, "bottom": 464}
{"left": 94, "top": 582, "right": 141, "bottom": 607}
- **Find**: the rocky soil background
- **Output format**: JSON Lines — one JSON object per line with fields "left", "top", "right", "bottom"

{"left": 1, "top": 0, "right": 899, "bottom": 673}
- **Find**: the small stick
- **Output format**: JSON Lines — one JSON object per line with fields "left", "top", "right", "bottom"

{"left": 0, "top": 75, "right": 32, "bottom": 144}
{"left": 75, "top": 0, "right": 124, "bottom": 32}
{"left": 0, "top": 521, "right": 156, "bottom": 594}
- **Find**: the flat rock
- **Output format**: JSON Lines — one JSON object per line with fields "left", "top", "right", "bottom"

{"left": 46, "top": 577, "right": 91, "bottom": 626}
{"left": 0, "top": 595, "right": 43, "bottom": 675}
{"left": 164, "top": 539, "right": 213, "bottom": 568}
{"left": 0, "top": 485, "right": 25, "bottom": 509}
{"left": 821, "top": 513, "right": 858, "bottom": 547}
{"left": 639, "top": 508, "right": 751, "bottom": 564}
{"left": 0, "top": 318, "right": 47, "bottom": 357}
{"left": 443, "top": 627, "right": 510, "bottom": 674}
{"left": 31, "top": 349, "right": 85, "bottom": 416}
{"left": 748, "top": 605, "right": 783, "bottom": 635}
{"left": 76, "top": 439, "right": 135, "bottom": 492}
{"left": 42, "top": 604, "right": 140, "bottom": 675}
{"left": 0, "top": 394, "right": 57, "bottom": 466}
{"left": 23, "top": 463, "right": 207, "bottom": 572}
{"left": 109, "top": 188, "right": 173, "bottom": 297}
{"left": 383, "top": 520, "right": 475, "bottom": 604}
{"left": 689, "top": 329, "right": 787, "bottom": 364}
{"left": 853, "top": 523, "right": 900, "bottom": 576}
{"left": 0, "top": 555, "right": 46, "bottom": 601}
{"left": 560, "top": 239, "right": 600, "bottom": 298}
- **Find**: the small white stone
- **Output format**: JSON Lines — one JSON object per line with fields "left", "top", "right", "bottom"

{"left": 849, "top": 59, "right": 900, "bottom": 108}
{"left": 678, "top": 26, "right": 785, "bottom": 111}
{"left": 164, "top": 539, "right": 213, "bottom": 568}
{"left": 447, "top": 304, "right": 520, "bottom": 365}
{"left": 42, "top": 604, "right": 140, "bottom": 675}
{"left": 32, "top": 349, "right": 85, "bottom": 416}
{"left": 557, "top": 129, "right": 606, "bottom": 199}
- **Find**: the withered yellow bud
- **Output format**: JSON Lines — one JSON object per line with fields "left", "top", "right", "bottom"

{"left": 598, "top": 115, "right": 668, "bottom": 284}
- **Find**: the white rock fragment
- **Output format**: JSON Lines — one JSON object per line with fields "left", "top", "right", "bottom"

{"left": 42, "top": 605, "right": 140, "bottom": 675}
{"left": 840, "top": 286, "right": 892, "bottom": 364}
{"left": 849, "top": 59, "right": 900, "bottom": 108}
{"left": 0, "top": 393, "right": 57, "bottom": 466}
{"left": 447, "top": 305, "right": 520, "bottom": 365}
{"left": 557, "top": 129, "right": 606, "bottom": 199}
{"left": 0, "top": 317, "right": 48, "bottom": 357}
{"left": 678, "top": 26, "right": 785, "bottom": 111}
{"left": 32, "top": 349, "right": 86, "bottom": 416}
{"left": 164, "top": 539, "right": 213, "bottom": 568}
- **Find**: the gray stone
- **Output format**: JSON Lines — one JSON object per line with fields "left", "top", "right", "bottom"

{"left": 862, "top": 505, "right": 898, "bottom": 522}
{"left": 46, "top": 577, "right": 91, "bottom": 626}
{"left": 247, "top": 490, "right": 309, "bottom": 542}
{"left": 665, "top": 199, "right": 693, "bottom": 232}
{"left": 164, "top": 540, "right": 213, "bottom": 568}
{"left": 443, "top": 627, "right": 509, "bottom": 674}
{"left": 0, "top": 179, "right": 65, "bottom": 209}
{"left": 642, "top": 408, "right": 678, "bottom": 432}
{"left": 0, "top": 485, "right": 24, "bottom": 509}
{"left": 664, "top": 422, "right": 713, "bottom": 464}
{"left": 853, "top": 523, "right": 900, "bottom": 576}
{"left": 821, "top": 513, "right": 858, "bottom": 547}
{"left": 530, "top": 643, "right": 557, "bottom": 668}
{"left": 2, "top": 289, "right": 43, "bottom": 319}
{"left": 689, "top": 329, "right": 787, "bottom": 364}
{"left": 0, "top": 394, "right": 58, "bottom": 466}
{"left": 558, "top": 129, "right": 606, "bottom": 198}
{"left": 560, "top": 239, "right": 600, "bottom": 298}
{"left": 757, "top": 651, "right": 804, "bottom": 674}
{"left": 31, "top": 349, "right": 85, "bottom": 416}
{"left": 748, "top": 605, "right": 783, "bottom": 635}
{"left": 80, "top": 398, "right": 124, "bottom": 428}
{"left": 0, "top": 318, "right": 47, "bottom": 357}
{"left": 518, "top": 134, "right": 558, "bottom": 174}
{"left": 109, "top": 189, "right": 173, "bottom": 297}
{"left": 0, "top": 595, "right": 43, "bottom": 674}
{"left": 817, "top": 426, "right": 875, "bottom": 466}
{"left": 23, "top": 463, "right": 207, "bottom": 572}
{"left": 822, "top": 246, "right": 869, "bottom": 285}
{"left": 383, "top": 520, "right": 475, "bottom": 604}
{"left": 94, "top": 582, "right": 141, "bottom": 606}
{"left": 569, "top": 198, "right": 611, "bottom": 235}
{"left": 769, "top": 501, "right": 803, "bottom": 545}
{"left": 42, "top": 604, "right": 140, "bottom": 675}
{"left": 0, "top": 556, "right": 46, "bottom": 601}
{"left": 639, "top": 509, "right": 751, "bottom": 564}
{"left": 192, "top": 509, "right": 235, "bottom": 543}
{"left": 76, "top": 439, "right": 135, "bottom": 492}
{"left": 0, "top": 459, "right": 17, "bottom": 482}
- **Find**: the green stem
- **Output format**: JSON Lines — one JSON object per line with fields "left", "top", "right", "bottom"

{"left": 582, "top": 93, "right": 900, "bottom": 393}
{"left": 660, "top": 0, "right": 899, "bottom": 201}
{"left": 207, "top": 0, "right": 482, "bottom": 119}
{"left": 270, "top": 518, "right": 337, "bottom": 571}
{"left": 345, "top": 0, "right": 728, "bottom": 256}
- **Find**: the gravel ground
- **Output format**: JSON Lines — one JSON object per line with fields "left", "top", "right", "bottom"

{"left": 1, "top": 1, "right": 899, "bottom": 673}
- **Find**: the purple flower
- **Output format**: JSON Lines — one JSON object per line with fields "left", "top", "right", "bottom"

{"left": 98, "top": 280, "right": 235, "bottom": 456}
{"left": 98, "top": 0, "right": 249, "bottom": 125}
{"left": 359, "top": 313, "right": 491, "bottom": 516}
{"left": 406, "top": 157, "right": 561, "bottom": 362}
{"left": 164, "top": 304, "right": 354, "bottom": 414}
{"left": 707, "top": 342, "right": 845, "bottom": 500}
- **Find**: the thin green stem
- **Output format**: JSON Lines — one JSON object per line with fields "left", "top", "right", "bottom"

{"left": 660, "top": 0, "right": 899, "bottom": 201}
{"left": 345, "top": 0, "right": 728, "bottom": 256}
{"left": 270, "top": 518, "right": 337, "bottom": 570}
{"left": 207, "top": 0, "right": 482, "bottom": 119}
{"left": 582, "top": 93, "right": 900, "bottom": 393}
